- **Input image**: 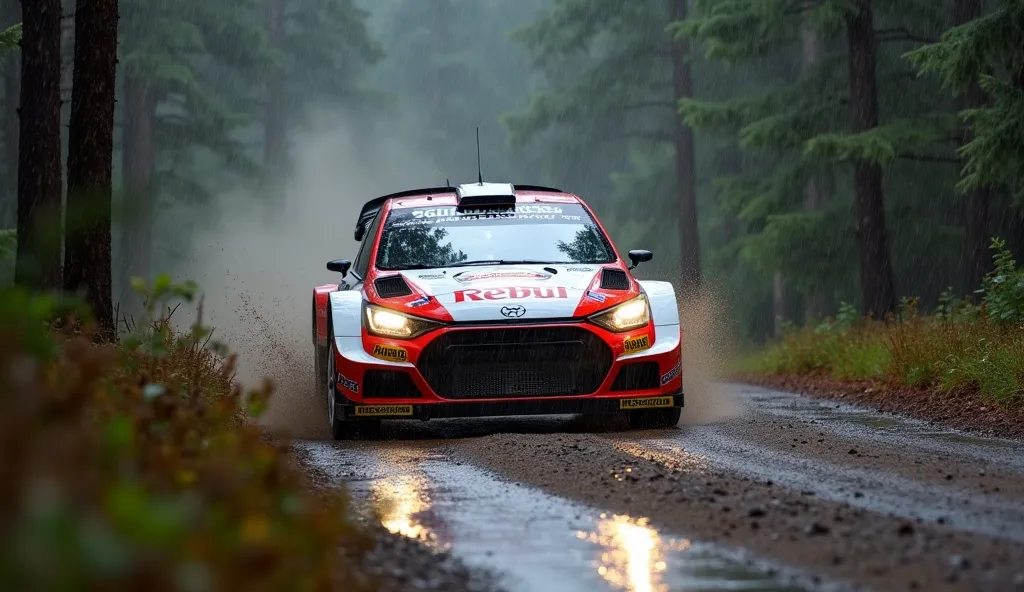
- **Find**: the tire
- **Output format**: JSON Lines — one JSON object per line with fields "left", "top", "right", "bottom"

{"left": 324, "top": 325, "right": 381, "bottom": 441}
{"left": 625, "top": 407, "right": 681, "bottom": 430}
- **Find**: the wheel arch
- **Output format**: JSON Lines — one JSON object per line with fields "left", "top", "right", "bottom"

{"left": 638, "top": 280, "right": 680, "bottom": 327}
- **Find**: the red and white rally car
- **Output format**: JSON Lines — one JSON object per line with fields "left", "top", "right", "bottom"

{"left": 311, "top": 182, "right": 683, "bottom": 439}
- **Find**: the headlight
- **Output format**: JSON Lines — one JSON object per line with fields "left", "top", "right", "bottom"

{"left": 588, "top": 294, "right": 650, "bottom": 333}
{"left": 363, "top": 302, "right": 443, "bottom": 339}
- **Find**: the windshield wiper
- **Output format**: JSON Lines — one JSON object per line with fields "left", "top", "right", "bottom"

{"left": 447, "top": 259, "right": 556, "bottom": 268}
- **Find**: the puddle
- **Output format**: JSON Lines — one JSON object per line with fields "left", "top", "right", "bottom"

{"left": 296, "top": 441, "right": 817, "bottom": 592}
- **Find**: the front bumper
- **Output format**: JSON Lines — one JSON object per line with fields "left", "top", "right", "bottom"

{"left": 335, "top": 391, "right": 683, "bottom": 421}
{"left": 329, "top": 319, "right": 684, "bottom": 419}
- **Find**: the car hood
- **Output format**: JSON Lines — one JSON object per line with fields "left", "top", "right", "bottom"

{"left": 397, "top": 264, "right": 610, "bottom": 322}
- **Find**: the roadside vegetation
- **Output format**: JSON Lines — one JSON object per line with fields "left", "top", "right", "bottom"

{"left": 0, "top": 277, "right": 374, "bottom": 591}
{"left": 736, "top": 239, "right": 1023, "bottom": 408}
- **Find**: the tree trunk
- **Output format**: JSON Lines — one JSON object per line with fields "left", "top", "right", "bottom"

{"left": 14, "top": 0, "right": 62, "bottom": 290}
{"left": 800, "top": 18, "right": 833, "bottom": 323}
{"left": 263, "top": 0, "right": 285, "bottom": 213}
{"left": 845, "top": 0, "right": 896, "bottom": 319}
{"left": 1, "top": 0, "right": 19, "bottom": 223}
{"left": 954, "top": 0, "right": 989, "bottom": 296}
{"left": 668, "top": 0, "right": 701, "bottom": 295}
{"left": 118, "top": 72, "right": 156, "bottom": 314}
{"left": 64, "top": 0, "right": 116, "bottom": 336}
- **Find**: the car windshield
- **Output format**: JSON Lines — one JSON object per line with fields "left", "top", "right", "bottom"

{"left": 375, "top": 203, "right": 617, "bottom": 271}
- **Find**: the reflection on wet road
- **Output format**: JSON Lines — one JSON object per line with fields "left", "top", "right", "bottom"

{"left": 579, "top": 514, "right": 689, "bottom": 592}
{"left": 369, "top": 474, "right": 438, "bottom": 546}
{"left": 294, "top": 440, "right": 809, "bottom": 592}
{"left": 292, "top": 383, "right": 1024, "bottom": 591}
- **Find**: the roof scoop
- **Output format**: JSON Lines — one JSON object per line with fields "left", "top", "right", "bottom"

{"left": 455, "top": 182, "right": 516, "bottom": 210}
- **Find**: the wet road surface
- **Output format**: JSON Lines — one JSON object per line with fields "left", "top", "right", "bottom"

{"left": 294, "top": 384, "right": 1024, "bottom": 592}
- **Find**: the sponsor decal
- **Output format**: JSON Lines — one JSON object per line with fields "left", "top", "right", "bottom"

{"left": 354, "top": 404, "right": 414, "bottom": 417}
{"left": 585, "top": 290, "right": 606, "bottom": 303}
{"left": 453, "top": 286, "right": 568, "bottom": 302}
{"left": 410, "top": 205, "right": 563, "bottom": 218}
{"left": 406, "top": 295, "right": 431, "bottom": 308}
{"left": 371, "top": 344, "right": 408, "bottom": 363}
{"left": 622, "top": 334, "right": 651, "bottom": 354}
{"left": 334, "top": 372, "right": 359, "bottom": 393}
{"left": 660, "top": 362, "right": 681, "bottom": 386}
{"left": 390, "top": 205, "right": 566, "bottom": 228}
{"left": 619, "top": 396, "right": 674, "bottom": 410}
{"left": 567, "top": 267, "right": 593, "bottom": 272}
{"left": 453, "top": 269, "right": 551, "bottom": 283}
{"left": 500, "top": 305, "right": 526, "bottom": 318}
{"left": 417, "top": 273, "right": 445, "bottom": 280}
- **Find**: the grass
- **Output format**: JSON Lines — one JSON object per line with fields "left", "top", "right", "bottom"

{"left": 0, "top": 277, "right": 376, "bottom": 591}
{"left": 736, "top": 239, "right": 1024, "bottom": 408}
{"left": 737, "top": 309, "right": 1023, "bottom": 406}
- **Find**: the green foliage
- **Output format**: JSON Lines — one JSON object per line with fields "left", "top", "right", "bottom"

{"left": 906, "top": 1, "right": 1024, "bottom": 202}
{"left": 979, "top": 238, "right": 1024, "bottom": 326}
{"left": 742, "top": 242, "right": 1024, "bottom": 405}
{"left": 670, "top": 0, "right": 969, "bottom": 334}
{"left": 0, "top": 22, "right": 20, "bottom": 57}
{"left": 0, "top": 281, "right": 375, "bottom": 590}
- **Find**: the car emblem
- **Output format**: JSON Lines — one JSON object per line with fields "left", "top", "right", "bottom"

{"left": 500, "top": 305, "right": 526, "bottom": 318}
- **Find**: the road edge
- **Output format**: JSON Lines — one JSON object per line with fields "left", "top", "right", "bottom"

{"left": 735, "top": 373, "right": 1024, "bottom": 441}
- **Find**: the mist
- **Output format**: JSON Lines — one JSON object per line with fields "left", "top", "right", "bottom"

{"left": 167, "top": 110, "right": 445, "bottom": 436}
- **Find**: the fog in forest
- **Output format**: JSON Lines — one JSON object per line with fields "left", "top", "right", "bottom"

{"left": 3, "top": 0, "right": 1023, "bottom": 431}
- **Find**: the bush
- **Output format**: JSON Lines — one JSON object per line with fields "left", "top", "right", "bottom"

{"left": 739, "top": 240, "right": 1024, "bottom": 407}
{"left": 0, "top": 277, "right": 374, "bottom": 591}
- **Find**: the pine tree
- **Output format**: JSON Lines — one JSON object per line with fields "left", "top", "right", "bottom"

{"left": 0, "top": 12, "right": 20, "bottom": 222}
{"left": 63, "top": 0, "right": 117, "bottom": 335}
{"left": 675, "top": 0, "right": 954, "bottom": 320}
{"left": 906, "top": 0, "right": 1024, "bottom": 289}
{"left": 507, "top": 0, "right": 694, "bottom": 282}
{"left": 14, "top": 0, "right": 61, "bottom": 290}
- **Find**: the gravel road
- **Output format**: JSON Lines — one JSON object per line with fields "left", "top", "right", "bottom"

{"left": 294, "top": 384, "right": 1024, "bottom": 592}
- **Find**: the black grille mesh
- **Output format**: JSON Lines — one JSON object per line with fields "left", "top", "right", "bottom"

{"left": 418, "top": 326, "right": 613, "bottom": 399}
{"left": 600, "top": 268, "right": 631, "bottom": 290}
{"left": 362, "top": 370, "right": 422, "bottom": 399}
{"left": 374, "top": 275, "right": 413, "bottom": 298}
{"left": 610, "top": 362, "right": 660, "bottom": 391}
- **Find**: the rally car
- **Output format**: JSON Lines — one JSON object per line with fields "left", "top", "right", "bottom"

{"left": 311, "top": 182, "right": 683, "bottom": 439}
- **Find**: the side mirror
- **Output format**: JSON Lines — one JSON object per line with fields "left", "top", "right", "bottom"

{"left": 627, "top": 249, "right": 653, "bottom": 270}
{"left": 326, "top": 259, "right": 352, "bottom": 277}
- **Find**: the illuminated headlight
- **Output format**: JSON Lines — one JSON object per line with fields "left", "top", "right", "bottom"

{"left": 363, "top": 302, "right": 443, "bottom": 339}
{"left": 588, "top": 294, "right": 650, "bottom": 333}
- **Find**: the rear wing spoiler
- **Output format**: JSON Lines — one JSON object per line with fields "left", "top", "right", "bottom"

{"left": 353, "top": 184, "right": 563, "bottom": 241}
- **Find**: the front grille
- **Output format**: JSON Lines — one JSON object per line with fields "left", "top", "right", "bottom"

{"left": 600, "top": 268, "right": 630, "bottom": 290}
{"left": 374, "top": 275, "right": 413, "bottom": 298}
{"left": 417, "top": 326, "right": 613, "bottom": 399}
{"left": 362, "top": 370, "right": 422, "bottom": 399}
{"left": 610, "top": 362, "right": 660, "bottom": 391}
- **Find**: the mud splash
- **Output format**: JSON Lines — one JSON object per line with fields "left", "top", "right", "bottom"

{"left": 678, "top": 289, "right": 740, "bottom": 426}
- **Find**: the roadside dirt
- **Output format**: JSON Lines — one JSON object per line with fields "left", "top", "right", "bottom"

{"left": 739, "top": 373, "right": 1024, "bottom": 441}
{"left": 455, "top": 431, "right": 1024, "bottom": 592}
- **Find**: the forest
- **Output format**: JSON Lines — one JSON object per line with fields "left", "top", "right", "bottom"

{"left": 1, "top": 0, "right": 1022, "bottom": 344}
{"left": 0, "top": 1, "right": 1022, "bottom": 587}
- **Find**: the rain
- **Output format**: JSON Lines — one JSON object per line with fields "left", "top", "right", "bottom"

{"left": 1, "top": 1, "right": 1023, "bottom": 591}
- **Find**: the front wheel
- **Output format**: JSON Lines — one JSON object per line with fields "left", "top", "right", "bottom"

{"left": 625, "top": 407, "right": 681, "bottom": 430}
{"left": 324, "top": 330, "right": 380, "bottom": 441}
